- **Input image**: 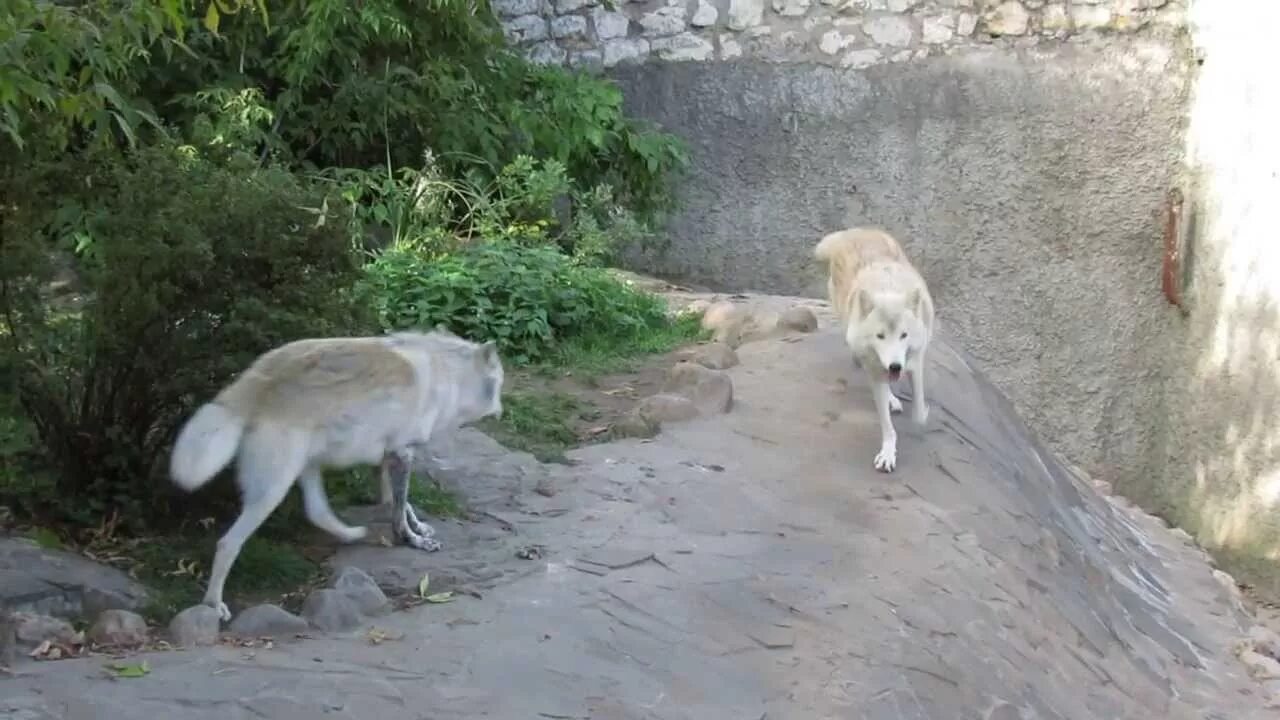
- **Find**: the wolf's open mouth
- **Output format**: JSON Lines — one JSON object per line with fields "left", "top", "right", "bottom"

{"left": 887, "top": 369, "right": 902, "bottom": 383}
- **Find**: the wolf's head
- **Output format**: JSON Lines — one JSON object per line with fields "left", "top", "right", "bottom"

{"left": 391, "top": 329, "right": 506, "bottom": 423}
{"left": 847, "top": 288, "right": 927, "bottom": 382}
{"left": 466, "top": 340, "right": 505, "bottom": 422}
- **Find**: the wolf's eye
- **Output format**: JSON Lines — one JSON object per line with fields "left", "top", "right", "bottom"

{"left": 900, "top": 332, "right": 908, "bottom": 339}
{"left": 876, "top": 333, "right": 885, "bottom": 340}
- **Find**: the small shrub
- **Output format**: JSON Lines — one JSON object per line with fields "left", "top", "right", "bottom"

{"left": 0, "top": 144, "right": 370, "bottom": 528}
{"left": 359, "top": 242, "right": 671, "bottom": 365}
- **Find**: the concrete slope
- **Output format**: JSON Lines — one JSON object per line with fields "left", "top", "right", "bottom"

{"left": 1, "top": 299, "right": 1270, "bottom": 719}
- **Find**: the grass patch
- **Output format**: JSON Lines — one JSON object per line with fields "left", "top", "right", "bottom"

{"left": 481, "top": 313, "right": 708, "bottom": 463}
{"left": 128, "top": 533, "right": 323, "bottom": 622}
{"left": 325, "top": 466, "right": 462, "bottom": 517}
{"left": 480, "top": 390, "right": 586, "bottom": 464}
{"left": 537, "top": 312, "right": 706, "bottom": 378}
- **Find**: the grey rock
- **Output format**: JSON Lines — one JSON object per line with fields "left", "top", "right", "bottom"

{"left": 863, "top": 15, "right": 914, "bottom": 46}
{"left": 1072, "top": 4, "right": 1113, "bottom": 30}
{"left": 332, "top": 566, "right": 390, "bottom": 616}
{"left": 690, "top": 0, "right": 718, "bottom": 27}
{"left": 87, "top": 609, "right": 148, "bottom": 647}
{"left": 636, "top": 393, "right": 700, "bottom": 423}
{"left": 1250, "top": 625, "right": 1280, "bottom": 660}
{"left": 611, "top": 411, "right": 661, "bottom": 439}
{"left": 502, "top": 14, "right": 549, "bottom": 44}
{"left": 983, "top": 1, "right": 1030, "bottom": 35}
{"left": 12, "top": 612, "right": 76, "bottom": 648}
{"left": 592, "top": 7, "right": 631, "bottom": 39}
{"left": 922, "top": 15, "right": 955, "bottom": 44}
{"left": 770, "top": 0, "right": 810, "bottom": 17}
{"left": 168, "top": 604, "right": 221, "bottom": 647}
{"left": 692, "top": 342, "right": 740, "bottom": 370}
{"left": 526, "top": 41, "right": 567, "bottom": 65}
{"left": 569, "top": 49, "right": 604, "bottom": 70}
{"left": 819, "top": 30, "right": 856, "bottom": 55}
{"left": 491, "top": 0, "right": 542, "bottom": 17}
{"left": 228, "top": 604, "right": 310, "bottom": 638}
{"left": 777, "top": 306, "right": 818, "bottom": 333}
{"left": 603, "top": 38, "right": 650, "bottom": 67}
{"left": 639, "top": 6, "right": 686, "bottom": 37}
{"left": 550, "top": 14, "right": 588, "bottom": 40}
{"left": 727, "top": 0, "right": 764, "bottom": 30}
{"left": 0, "top": 537, "right": 147, "bottom": 619}
{"left": 302, "top": 589, "right": 364, "bottom": 632}
{"left": 651, "top": 33, "right": 715, "bottom": 61}
{"left": 662, "top": 362, "right": 733, "bottom": 414}
{"left": 553, "top": 0, "right": 594, "bottom": 11}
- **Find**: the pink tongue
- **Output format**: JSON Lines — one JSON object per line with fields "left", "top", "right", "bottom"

{"left": 887, "top": 369, "right": 902, "bottom": 382}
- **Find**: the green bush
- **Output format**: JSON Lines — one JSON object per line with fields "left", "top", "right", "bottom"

{"left": 0, "top": 144, "right": 370, "bottom": 527}
{"left": 136, "top": 0, "right": 688, "bottom": 219}
{"left": 359, "top": 242, "right": 671, "bottom": 364}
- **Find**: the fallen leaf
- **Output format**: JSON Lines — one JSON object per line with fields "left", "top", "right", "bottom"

{"left": 106, "top": 660, "right": 150, "bottom": 678}
{"left": 366, "top": 627, "right": 404, "bottom": 645}
{"left": 29, "top": 640, "right": 51, "bottom": 658}
{"left": 424, "top": 591, "right": 454, "bottom": 604}
{"left": 417, "top": 572, "right": 431, "bottom": 598}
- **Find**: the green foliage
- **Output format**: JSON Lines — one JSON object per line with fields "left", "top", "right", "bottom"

{"left": 126, "top": 0, "right": 688, "bottom": 218}
{"left": 0, "top": 145, "right": 369, "bottom": 527}
{"left": 0, "top": 0, "right": 691, "bottom": 549}
{"left": 360, "top": 242, "right": 672, "bottom": 364}
{"left": 0, "top": 0, "right": 184, "bottom": 152}
{"left": 480, "top": 391, "right": 583, "bottom": 464}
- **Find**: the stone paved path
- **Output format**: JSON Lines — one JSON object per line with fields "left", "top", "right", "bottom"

{"left": 1, "top": 297, "right": 1272, "bottom": 719}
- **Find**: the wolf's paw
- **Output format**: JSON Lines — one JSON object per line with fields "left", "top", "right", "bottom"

{"left": 406, "top": 514, "right": 436, "bottom": 538}
{"left": 912, "top": 402, "right": 929, "bottom": 427}
{"left": 405, "top": 533, "right": 443, "bottom": 552}
{"left": 888, "top": 394, "right": 903, "bottom": 414}
{"left": 205, "top": 599, "right": 232, "bottom": 623}
{"left": 873, "top": 445, "right": 897, "bottom": 473}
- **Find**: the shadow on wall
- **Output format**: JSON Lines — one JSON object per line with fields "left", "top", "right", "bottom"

{"left": 1143, "top": 0, "right": 1280, "bottom": 596}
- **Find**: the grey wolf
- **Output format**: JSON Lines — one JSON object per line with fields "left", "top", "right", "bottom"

{"left": 814, "top": 227, "right": 934, "bottom": 473}
{"left": 169, "top": 329, "right": 504, "bottom": 620}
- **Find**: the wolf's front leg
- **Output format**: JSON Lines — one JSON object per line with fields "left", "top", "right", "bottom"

{"left": 868, "top": 377, "right": 898, "bottom": 473}
{"left": 908, "top": 352, "right": 929, "bottom": 426}
{"left": 384, "top": 450, "right": 442, "bottom": 552}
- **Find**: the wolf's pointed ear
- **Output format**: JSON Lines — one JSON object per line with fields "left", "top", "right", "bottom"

{"left": 856, "top": 289, "right": 875, "bottom": 319}
{"left": 478, "top": 341, "right": 499, "bottom": 365}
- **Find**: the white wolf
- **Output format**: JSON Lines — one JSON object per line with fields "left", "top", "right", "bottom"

{"left": 169, "top": 329, "right": 504, "bottom": 620}
{"left": 814, "top": 227, "right": 934, "bottom": 473}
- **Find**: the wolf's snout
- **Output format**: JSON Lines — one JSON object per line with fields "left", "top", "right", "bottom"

{"left": 888, "top": 362, "right": 903, "bottom": 373}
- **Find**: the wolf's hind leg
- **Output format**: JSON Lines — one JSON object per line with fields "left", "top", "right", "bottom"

{"left": 300, "top": 468, "right": 367, "bottom": 543}
{"left": 203, "top": 427, "right": 303, "bottom": 621}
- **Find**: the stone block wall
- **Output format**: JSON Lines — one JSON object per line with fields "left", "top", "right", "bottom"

{"left": 494, "top": 0, "right": 1186, "bottom": 69}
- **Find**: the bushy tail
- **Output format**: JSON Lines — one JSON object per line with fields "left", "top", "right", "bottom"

{"left": 170, "top": 403, "right": 244, "bottom": 492}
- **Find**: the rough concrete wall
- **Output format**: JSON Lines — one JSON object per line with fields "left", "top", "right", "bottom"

{"left": 1140, "top": 0, "right": 1280, "bottom": 595}
{"left": 496, "top": 2, "right": 1199, "bottom": 515}
{"left": 610, "top": 45, "right": 1188, "bottom": 489}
